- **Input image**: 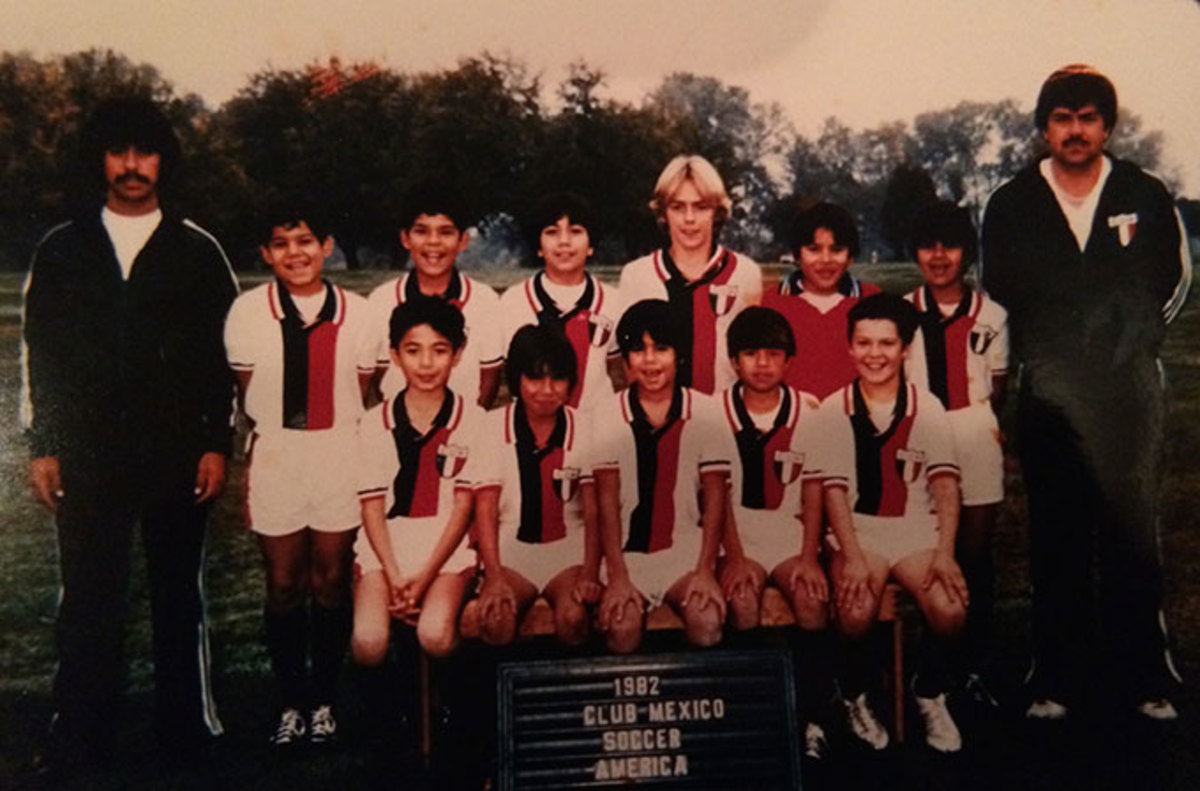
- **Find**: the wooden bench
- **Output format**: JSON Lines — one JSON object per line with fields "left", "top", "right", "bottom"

{"left": 418, "top": 582, "right": 906, "bottom": 758}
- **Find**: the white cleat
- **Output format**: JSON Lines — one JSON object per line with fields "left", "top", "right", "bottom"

{"left": 843, "top": 692, "right": 889, "bottom": 750}
{"left": 916, "top": 693, "right": 963, "bottom": 753}
{"left": 1136, "top": 698, "right": 1179, "bottom": 721}
{"left": 1025, "top": 698, "right": 1069, "bottom": 721}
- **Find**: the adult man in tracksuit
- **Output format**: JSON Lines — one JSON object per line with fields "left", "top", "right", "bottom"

{"left": 982, "top": 65, "right": 1191, "bottom": 720}
{"left": 24, "top": 98, "right": 238, "bottom": 769}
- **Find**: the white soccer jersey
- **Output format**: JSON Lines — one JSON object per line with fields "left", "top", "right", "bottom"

{"left": 356, "top": 390, "right": 493, "bottom": 521}
{"left": 814, "top": 381, "right": 959, "bottom": 522}
{"left": 225, "top": 280, "right": 375, "bottom": 435}
{"left": 720, "top": 384, "right": 824, "bottom": 542}
{"left": 617, "top": 247, "right": 763, "bottom": 395}
{"left": 498, "top": 272, "right": 620, "bottom": 412}
{"left": 367, "top": 270, "right": 504, "bottom": 402}
{"left": 590, "top": 387, "right": 731, "bottom": 554}
{"left": 904, "top": 287, "right": 1009, "bottom": 410}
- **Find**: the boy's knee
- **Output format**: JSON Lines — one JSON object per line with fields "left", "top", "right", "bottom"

{"left": 685, "top": 606, "right": 724, "bottom": 648}
{"left": 606, "top": 619, "right": 643, "bottom": 655}
{"left": 351, "top": 629, "right": 389, "bottom": 667}
{"left": 480, "top": 609, "right": 517, "bottom": 647}
{"left": 792, "top": 597, "right": 829, "bottom": 631}
{"left": 835, "top": 601, "right": 877, "bottom": 638}
{"left": 727, "top": 593, "right": 760, "bottom": 632}
{"left": 554, "top": 602, "right": 589, "bottom": 647}
{"left": 417, "top": 619, "right": 459, "bottom": 658}
{"left": 925, "top": 599, "right": 966, "bottom": 636}
{"left": 266, "top": 578, "right": 306, "bottom": 611}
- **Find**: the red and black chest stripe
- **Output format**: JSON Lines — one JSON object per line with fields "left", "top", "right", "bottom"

{"left": 270, "top": 279, "right": 345, "bottom": 430}
{"left": 508, "top": 401, "right": 577, "bottom": 544}
{"left": 913, "top": 287, "right": 982, "bottom": 410}
{"left": 655, "top": 248, "right": 737, "bottom": 394}
{"left": 624, "top": 386, "right": 689, "bottom": 553}
{"left": 525, "top": 274, "right": 612, "bottom": 408}
{"left": 397, "top": 268, "right": 468, "bottom": 310}
{"left": 385, "top": 390, "right": 464, "bottom": 519}
{"left": 847, "top": 381, "right": 917, "bottom": 517}
{"left": 724, "top": 384, "right": 803, "bottom": 511}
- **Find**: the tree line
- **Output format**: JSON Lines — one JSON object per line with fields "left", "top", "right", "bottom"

{"left": 0, "top": 48, "right": 1191, "bottom": 271}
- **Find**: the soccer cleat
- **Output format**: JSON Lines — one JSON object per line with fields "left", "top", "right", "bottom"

{"left": 1136, "top": 698, "right": 1179, "bottom": 721}
{"left": 803, "top": 721, "right": 828, "bottom": 760}
{"left": 963, "top": 673, "right": 1000, "bottom": 708}
{"left": 843, "top": 692, "right": 889, "bottom": 750}
{"left": 916, "top": 693, "right": 963, "bottom": 753}
{"left": 1025, "top": 698, "right": 1068, "bottom": 720}
{"left": 270, "top": 707, "right": 307, "bottom": 745}
{"left": 309, "top": 704, "right": 338, "bottom": 743}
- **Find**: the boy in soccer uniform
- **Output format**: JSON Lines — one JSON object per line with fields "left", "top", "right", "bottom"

{"left": 618, "top": 155, "right": 763, "bottom": 395}
{"left": 903, "top": 202, "right": 1008, "bottom": 702}
{"left": 224, "top": 204, "right": 376, "bottom": 744}
{"left": 473, "top": 325, "right": 602, "bottom": 646}
{"left": 716, "top": 306, "right": 834, "bottom": 758}
{"left": 367, "top": 185, "right": 504, "bottom": 408}
{"left": 764, "top": 201, "right": 880, "bottom": 399}
{"left": 592, "top": 299, "right": 731, "bottom": 653}
{"left": 351, "top": 297, "right": 489, "bottom": 664}
{"left": 815, "top": 293, "right": 968, "bottom": 753}
{"left": 499, "top": 193, "right": 621, "bottom": 413}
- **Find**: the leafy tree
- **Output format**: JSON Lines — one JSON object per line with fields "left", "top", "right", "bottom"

{"left": 880, "top": 164, "right": 939, "bottom": 259}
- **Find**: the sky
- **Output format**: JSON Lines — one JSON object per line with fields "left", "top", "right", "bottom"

{"left": 4, "top": 0, "right": 1200, "bottom": 195}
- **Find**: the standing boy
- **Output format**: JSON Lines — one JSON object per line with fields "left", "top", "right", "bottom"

{"left": 816, "top": 293, "right": 968, "bottom": 753}
{"left": 904, "top": 201, "right": 1008, "bottom": 701}
{"left": 982, "top": 65, "right": 1190, "bottom": 719}
{"left": 368, "top": 186, "right": 504, "bottom": 407}
{"left": 592, "top": 299, "right": 731, "bottom": 653}
{"left": 500, "top": 192, "right": 621, "bottom": 412}
{"left": 225, "top": 204, "right": 376, "bottom": 744}
{"left": 618, "top": 155, "right": 762, "bottom": 395}
{"left": 764, "top": 201, "right": 880, "bottom": 400}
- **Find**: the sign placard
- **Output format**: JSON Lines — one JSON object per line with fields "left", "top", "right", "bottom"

{"left": 497, "top": 649, "right": 801, "bottom": 790}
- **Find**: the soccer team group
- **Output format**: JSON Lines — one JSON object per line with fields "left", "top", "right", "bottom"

{"left": 23, "top": 64, "right": 1190, "bottom": 772}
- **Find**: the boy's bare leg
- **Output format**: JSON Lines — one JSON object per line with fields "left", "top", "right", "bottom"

{"left": 718, "top": 556, "right": 767, "bottom": 631}
{"left": 480, "top": 567, "right": 538, "bottom": 646}
{"left": 666, "top": 571, "right": 725, "bottom": 648}
{"left": 416, "top": 569, "right": 474, "bottom": 658}
{"left": 544, "top": 565, "right": 594, "bottom": 646}
{"left": 351, "top": 571, "right": 392, "bottom": 667}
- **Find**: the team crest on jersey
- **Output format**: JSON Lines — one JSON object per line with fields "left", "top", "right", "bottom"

{"left": 1108, "top": 212, "right": 1138, "bottom": 247}
{"left": 708, "top": 284, "right": 739, "bottom": 316}
{"left": 969, "top": 324, "right": 998, "bottom": 355}
{"left": 589, "top": 314, "right": 614, "bottom": 348}
{"left": 436, "top": 443, "right": 469, "bottom": 478}
{"left": 895, "top": 448, "right": 926, "bottom": 483}
{"left": 552, "top": 466, "right": 581, "bottom": 501}
{"left": 773, "top": 450, "right": 805, "bottom": 485}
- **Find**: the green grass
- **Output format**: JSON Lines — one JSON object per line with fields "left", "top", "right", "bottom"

{"left": 1, "top": 264, "right": 1197, "bottom": 788}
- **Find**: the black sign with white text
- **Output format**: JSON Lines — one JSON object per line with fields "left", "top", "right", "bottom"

{"left": 497, "top": 650, "right": 801, "bottom": 790}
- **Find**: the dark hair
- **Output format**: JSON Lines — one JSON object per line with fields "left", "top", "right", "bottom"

{"left": 257, "top": 198, "right": 332, "bottom": 246}
{"left": 524, "top": 192, "right": 596, "bottom": 252}
{"left": 388, "top": 296, "right": 467, "bottom": 350}
{"left": 398, "top": 183, "right": 468, "bottom": 231}
{"left": 80, "top": 97, "right": 182, "bottom": 189}
{"left": 908, "top": 201, "right": 978, "bottom": 265}
{"left": 789, "top": 201, "right": 860, "bottom": 258}
{"left": 727, "top": 306, "right": 796, "bottom": 358}
{"left": 846, "top": 292, "right": 918, "bottom": 346}
{"left": 505, "top": 324, "right": 578, "bottom": 396}
{"left": 1035, "top": 64, "right": 1117, "bottom": 131}
{"left": 615, "top": 299, "right": 682, "bottom": 360}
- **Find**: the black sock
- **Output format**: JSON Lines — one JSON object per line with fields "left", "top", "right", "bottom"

{"left": 310, "top": 603, "right": 351, "bottom": 705}
{"left": 913, "top": 630, "right": 959, "bottom": 698}
{"left": 265, "top": 605, "right": 308, "bottom": 709}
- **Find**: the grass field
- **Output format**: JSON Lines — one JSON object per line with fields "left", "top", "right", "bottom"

{"left": 0, "top": 263, "right": 1197, "bottom": 789}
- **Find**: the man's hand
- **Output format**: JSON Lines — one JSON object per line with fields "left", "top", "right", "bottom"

{"left": 923, "top": 551, "right": 969, "bottom": 607}
{"left": 788, "top": 555, "right": 830, "bottom": 603}
{"left": 194, "top": 452, "right": 226, "bottom": 503}
{"left": 30, "top": 456, "right": 63, "bottom": 512}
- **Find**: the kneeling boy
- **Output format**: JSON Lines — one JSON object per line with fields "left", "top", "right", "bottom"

{"left": 351, "top": 297, "right": 488, "bottom": 664}
{"left": 816, "top": 293, "right": 968, "bottom": 753}
{"left": 473, "top": 325, "right": 602, "bottom": 646}
{"left": 592, "top": 299, "right": 731, "bottom": 653}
